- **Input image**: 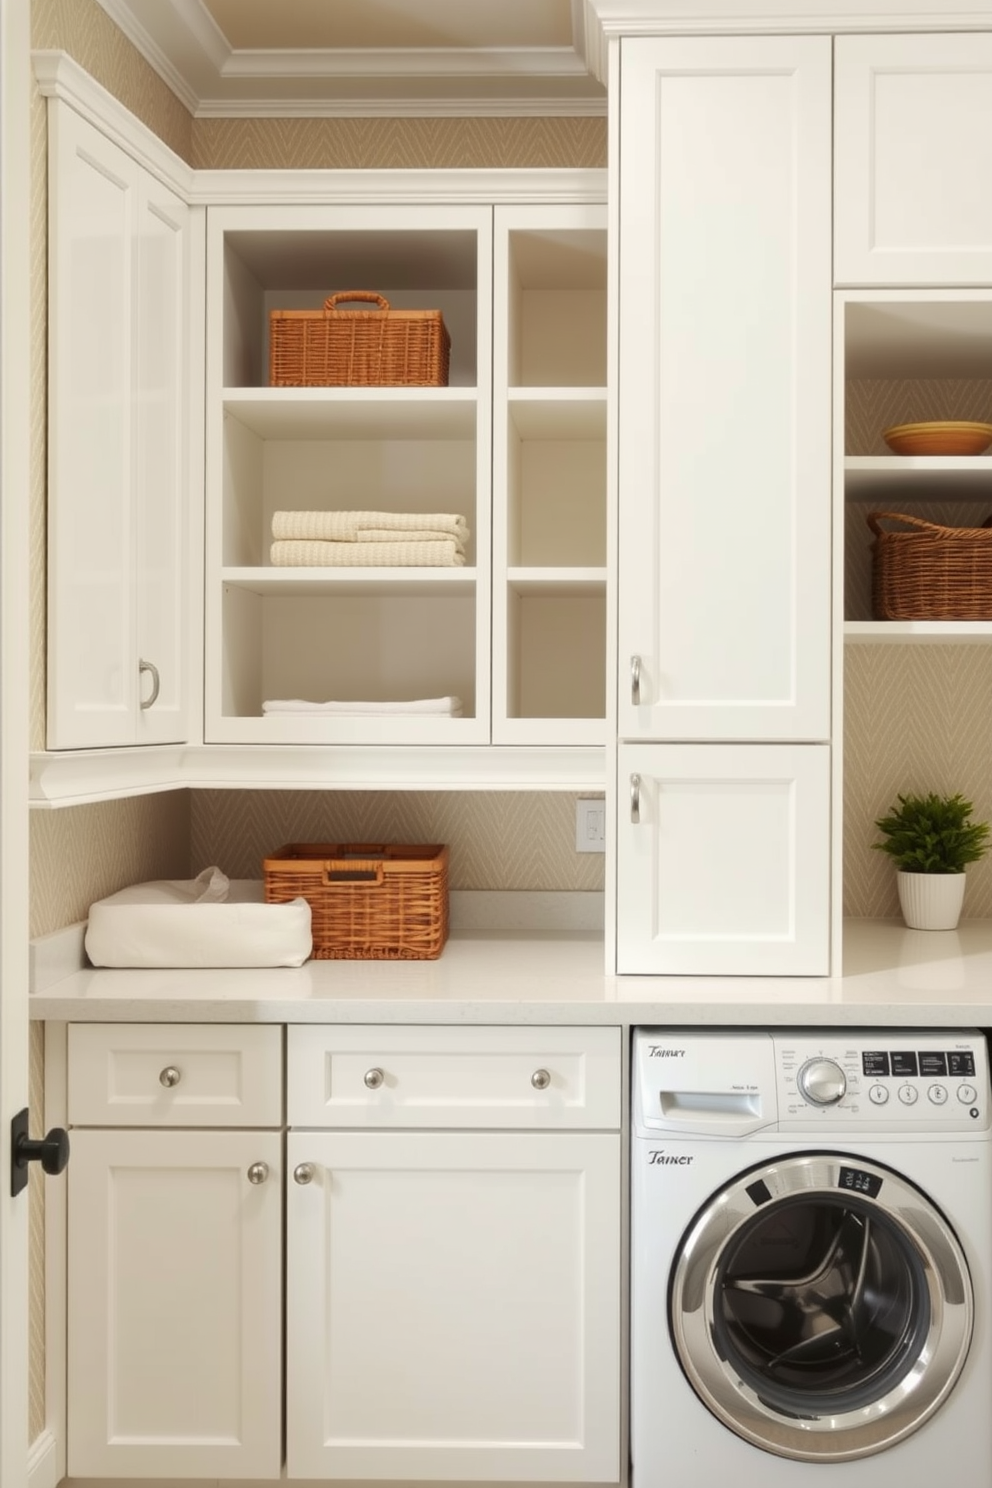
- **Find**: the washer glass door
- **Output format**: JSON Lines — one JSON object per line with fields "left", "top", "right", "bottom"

{"left": 671, "top": 1153, "right": 973, "bottom": 1462}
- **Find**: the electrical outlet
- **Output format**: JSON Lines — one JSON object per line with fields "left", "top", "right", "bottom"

{"left": 575, "top": 798, "right": 606, "bottom": 853}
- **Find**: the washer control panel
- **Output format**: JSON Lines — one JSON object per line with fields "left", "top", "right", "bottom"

{"left": 774, "top": 1032, "right": 989, "bottom": 1131}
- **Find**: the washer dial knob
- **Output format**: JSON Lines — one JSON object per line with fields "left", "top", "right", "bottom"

{"left": 798, "top": 1058, "right": 847, "bottom": 1106}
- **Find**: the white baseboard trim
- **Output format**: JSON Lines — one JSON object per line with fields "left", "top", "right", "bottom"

{"left": 27, "top": 1430, "right": 58, "bottom": 1488}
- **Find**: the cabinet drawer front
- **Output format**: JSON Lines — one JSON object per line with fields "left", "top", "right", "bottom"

{"left": 287, "top": 1025, "right": 621, "bottom": 1130}
{"left": 68, "top": 1024, "right": 283, "bottom": 1127}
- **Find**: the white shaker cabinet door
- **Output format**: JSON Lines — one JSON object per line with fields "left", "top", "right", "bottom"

{"left": 616, "top": 36, "right": 831, "bottom": 743}
{"left": 48, "top": 107, "right": 135, "bottom": 748}
{"left": 47, "top": 104, "right": 189, "bottom": 749}
{"left": 835, "top": 34, "right": 992, "bottom": 286}
{"left": 617, "top": 742, "right": 830, "bottom": 976}
{"left": 66, "top": 1129, "right": 282, "bottom": 1479}
{"left": 286, "top": 1129, "right": 621, "bottom": 1482}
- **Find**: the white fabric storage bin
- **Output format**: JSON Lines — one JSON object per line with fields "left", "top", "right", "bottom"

{"left": 84, "top": 873, "right": 311, "bottom": 968}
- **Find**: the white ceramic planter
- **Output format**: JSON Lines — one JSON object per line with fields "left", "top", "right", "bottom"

{"left": 896, "top": 871, "right": 967, "bottom": 931}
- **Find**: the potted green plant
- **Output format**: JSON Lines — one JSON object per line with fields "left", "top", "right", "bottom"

{"left": 872, "top": 791, "right": 990, "bottom": 930}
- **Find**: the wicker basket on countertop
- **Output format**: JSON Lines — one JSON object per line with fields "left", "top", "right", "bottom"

{"left": 262, "top": 843, "right": 449, "bottom": 960}
{"left": 269, "top": 292, "right": 450, "bottom": 388}
{"left": 868, "top": 510, "right": 992, "bottom": 620}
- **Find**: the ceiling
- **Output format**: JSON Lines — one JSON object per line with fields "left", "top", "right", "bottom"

{"left": 95, "top": 0, "right": 607, "bottom": 117}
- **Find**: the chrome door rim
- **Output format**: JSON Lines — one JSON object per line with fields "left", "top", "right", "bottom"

{"left": 670, "top": 1153, "right": 973, "bottom": 1462}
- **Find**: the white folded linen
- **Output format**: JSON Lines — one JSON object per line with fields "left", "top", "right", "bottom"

{"left": 262, "top": 696, "right": 463, "bottom": 716}
{"left": 85, "top": 875, "right": 312, "bottom": 968}
{"left": 270, "top": 539, "right": 464, "bottom": 567}
{"left": 272, "top": 509, "right": 469, "bottom": 544}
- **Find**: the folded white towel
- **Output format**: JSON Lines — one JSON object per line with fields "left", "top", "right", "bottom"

{"left": 270, "top": 539, "right": 464, "bottom": 567}
{"left": 272, "top": 510, "right": 469, "bottom": 545}
{"left": 263, "top": 696, "right": 463, "bottom": 717}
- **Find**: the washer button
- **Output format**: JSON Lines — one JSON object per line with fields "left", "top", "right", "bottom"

{"left": 868, "top": 1084, "right": 889, "bottom": 1105}
{"left": 898, "top": 1084, "right": 919, "bottom": 1105}
{"left": 958, "top": 1084, "right": 978, "bottom": 1105}
{"left": 928, "top": 1084, "right": 948, "bottom": 1105}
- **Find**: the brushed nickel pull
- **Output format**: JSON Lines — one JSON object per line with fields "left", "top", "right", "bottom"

{"left": 363, "top": 1067, "right": 385, "bottom": 1090}
{"left": 294, "top": 1163, "right": 315, "bottom": 1185}
{"left": 138, "top": 658, "right": 160, "bottom": 710}
{"left": 531, "top": 1069, "right": 551, "bottom": 1090}
{"left": 630, "top": 773, "right": 642, "bottom": 825}
{"left": 247, "top": 1162, "right": 269, "bottom": 1185}
{"left": 159, "top": 1066, "right": 181, "bottom": 1088}
{"left": 631, "top": 655, "right": 641, "bottom": 706}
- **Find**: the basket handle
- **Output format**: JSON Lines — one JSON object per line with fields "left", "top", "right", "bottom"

{"left": 323, "top": 291, "right": 390, "bottom": 314}
{"left": 322, "top": 861, "right": 386, "bottom": 887}
{"left": 866, "top": 511, "right": 977, "bottom": 538}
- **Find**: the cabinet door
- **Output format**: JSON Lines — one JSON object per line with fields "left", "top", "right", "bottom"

{"left": 616, "top": 36, "right": 831, "bottom": 742}
{"left": 617, "top": 742, "right": 830, "bottom": 975}
{"left": 286, "top": 1130, "right": 620, "bottom": 1482}
{"left": 48, "top": 106, "right": 136, "bottom": 748}
{"left": 835, "top": 34, "right": 992, "bottom": 286}
{"left": 67, "top": 1129, "right": 282, "bottom": 1479}
{"left": 133, "top": 169, "right": 189, "bottom": 743}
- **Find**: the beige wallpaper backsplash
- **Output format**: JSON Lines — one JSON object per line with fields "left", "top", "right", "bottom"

{"left": 844, "top": 645, "right": 992, "bottom": 918}
{"left": 190, "top": 115, "right": 607, "bottom": 170}
{"left": 846, "top": 379, "right": 992, "bottom": 455}
{"left": 31, "top": 0, "right": 193, "bottom": 160}
{"left": 29, "top": 791, "right": 192, "bottom": 937}
{"left": 191, "top": 791, "right": 606, "bottom": 891}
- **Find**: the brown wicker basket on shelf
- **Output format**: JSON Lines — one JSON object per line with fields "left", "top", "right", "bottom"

{"left": 262, "top": 843, "right": 449, "bottom": 960}
{"left": 269, "top": 291, "right": 450, "bottom": 388}
{"left": 868, "top": 510, "right": 992, "bottom": 620}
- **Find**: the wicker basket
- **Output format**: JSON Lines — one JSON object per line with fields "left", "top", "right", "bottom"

{"left": 269, "top": 291, "right": 450, "bottom": 388}
{"left": 262, "top": 843, "right": 449, "bottom": 960}
{"left": 868, "top": 510, "right": 992, "bottom": 620}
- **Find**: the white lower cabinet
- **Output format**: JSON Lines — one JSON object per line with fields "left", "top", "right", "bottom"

{"left": 285, "top": 1024, "right": 622, "bottom": 1483}
{"left": 286, "top": 1129, "right": 620, "bottom": 1481}
{"left": 617, "top": 743, "right": 831, "bottom": 976}
{"left": 63, "top": 1022, "right": 622, "bottom": 1485}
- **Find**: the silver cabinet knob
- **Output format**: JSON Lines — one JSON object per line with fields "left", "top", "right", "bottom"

{"left": 138, "top": 658, "right": 161, "bottom": 710}
{"left": 294, "top": 1163, "right": 315, "bottom": 1185}
{"left": 159, "top": 1066, "right": 181, "bottom": 1088}
{"left": 247, "top": 1162, "right": 269, "bottom": 1185}
{"left": 364, "top": 1067, "right": 384, "bottom": 1090}
{"left": 531, "top": 1068, "right": 551, "bottom": 1090}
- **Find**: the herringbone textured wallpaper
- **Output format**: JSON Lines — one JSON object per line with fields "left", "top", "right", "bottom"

{"left": 190, "top": 115, "right": 607, "bottom": 170}
{"left": 847, "top": 379, "right": 992, "bottom": 453}
{"left": 190, "top": 790, "right": 606, "bottom": 889}
{"left": 32, "top": 0, "right": 194, "bottom": 160}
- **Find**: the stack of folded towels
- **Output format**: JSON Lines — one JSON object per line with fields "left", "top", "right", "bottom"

{"left": 270, "top": 510, "right": 469, "bottom": 567}
{"left": 262, "top": 696, "right": 463, "bottom": 717}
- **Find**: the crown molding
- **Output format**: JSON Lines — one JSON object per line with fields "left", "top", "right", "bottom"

{"left": 32, "top": 51, "right": 195, "bottom": 193}
{"left": 94, "top": 0, "right": 607, "bottom": 117}
{"left": 583, "top": 0, "right": 992, "bottom": 32}
{"left": 188, "top": 166, "right": 607, "bottom": 208}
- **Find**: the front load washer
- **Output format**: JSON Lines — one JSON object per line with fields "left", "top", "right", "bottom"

{"left": 630, "top": 1028, "right": 992, "bottom": 1487}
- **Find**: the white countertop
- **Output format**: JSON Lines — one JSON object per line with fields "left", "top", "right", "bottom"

{"left": 27, "top": 918, "right": 992, "bottom": 1027}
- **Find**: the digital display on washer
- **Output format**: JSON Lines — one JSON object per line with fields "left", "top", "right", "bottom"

{"left": 891, "top": 1051, "right": 918, "bottom": 1076}
{"left": 862, "top": 1051, "right": 890, "bottom": 1076}
{"left": 919, "top": 1052, "right": 948, "bottom": 1077}
{"left": 838, "top": 1166, "right": 883, "bottom": 1198}
{"left": 949, "top": 1051, "right": 977, "bottom": 1077}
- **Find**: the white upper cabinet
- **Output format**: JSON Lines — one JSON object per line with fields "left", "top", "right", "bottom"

{"left": 47, "top": 104, "right": 190, "bottom": 750}
{"left": 835, "top": 34, "right": 992, "bottom": 287}
{"left": 616, "top": 35, "right": 832, "bottom": 744}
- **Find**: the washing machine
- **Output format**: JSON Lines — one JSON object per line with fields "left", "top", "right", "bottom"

{"left": 630, "top": 1028, "right": 992, "bottom": 1487}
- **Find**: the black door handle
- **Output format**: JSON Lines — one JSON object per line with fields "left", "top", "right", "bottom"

{"left": 10, "top": 1108, "right": 70, "bottom": 1196}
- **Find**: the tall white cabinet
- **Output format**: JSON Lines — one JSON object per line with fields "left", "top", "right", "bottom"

{"left": 47, "top": 104, "right": 191, "bottom": 750}
{"left": 614, "top": 35, "right": 833, "bottom": 975}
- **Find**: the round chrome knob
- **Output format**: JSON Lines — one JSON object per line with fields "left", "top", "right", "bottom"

{"left": 247, "top": 1162, "right": 269, "bottom": 1185}
{"left": 159, "top": 1066, "right": 181, "bottom": 1088}
{"left": 363, "top": 1067, "right": 384, "bottom": 1090}
{"left": 531, "top": 1068, "right": 551, "bottom": 1090}
{"left": 293, "top": 1163, "right": 315, "bottom": 1185}
{"left": 798, "top": 1058, "right": 847, "bottom": 1106}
